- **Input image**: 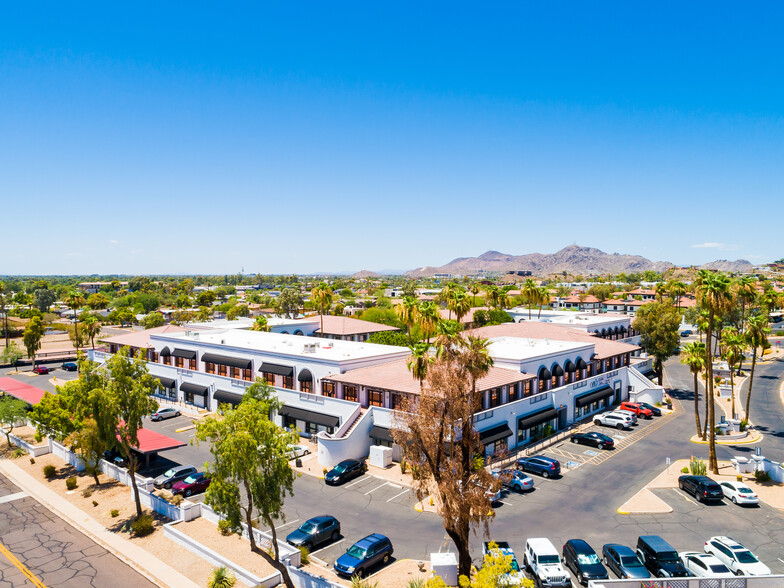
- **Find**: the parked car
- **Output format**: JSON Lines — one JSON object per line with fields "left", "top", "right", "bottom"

{"left": 679, "top": 552, "right": 734, "bottom": 578}
{"left": 637, "top": 402, "right": 662, "bottom": 417}
{"left": 172, "top": 472, "right": 211, "bottom": 497}
{"left": 562, "top": 539, "right": 608, "bottom": 586}
{"left": 570, "top": 431, "right": 615, "bottom": 449}
{"left": 523, "top": 537, "right": 572, "bottom": 587}
{"left": 619, "top": 402, "right": 654, "bottom": 419}
{"left": 285, "top": 515, "right": 340, "bottom": 551}
{"left": 719, "top": 481, "right": 759, "bottom": 505}
{"left": 636, "top": 535, "right": 691, "bottom": 578}
{"left": 333, "top": 534, "right": 393, "bottom": 578}
{"left": 593, "top": 411, "right": 633, "bottom": 430}
{"left": 614, "top": 410, "right": 638, "bottom": 425}
{"left": 153, "top": 465, "right": 198, "bottom": 490}
{"left": 704, "top": 536, "right": 771, "bottom": 576}
{"left": 325, "top": 459, "right": 367, "bottom": 485}
{"left": 517, "top": 455, "right": 561, "bottom": 478}
{"left": 150, "top": 407, "right": 181, "bottom": 421}
{"left": 492, "top": 469, "right": 534, "bottom": 492}
{"left": 32, "top": 366, "right": 50, "bottom": 375}
{"left": 678, "top": 475, "right": 724, "bottom": 503}
{"left": 601, "top": 544, "right": 650, "bottom": 579}
{"left": 680, "top": 330, "right": 693, "bottom": 337}
{"left": 61, "top": 362, "right": 78, "bottom": 372}
{"left": 287, "top": 445, "right": 311, "bottom": 460}
{"left": 483, "top": 541, "right": 525, "bottom": 585}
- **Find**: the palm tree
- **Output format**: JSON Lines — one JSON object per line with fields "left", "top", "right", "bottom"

{"left": 440, "top": 283, "right": 456, "bottom": 319}
{"left": 668, "top": 280, "right": 687, "bottom": 310}
{"left": 744, "top": 314, "right": 771, "bottom": 421}
{"left": 655, "top": 282, "right": 668, "bottom": 303}
{"left": 250, "top": 315, "right": 270, "bottom": 332}
{"left": 759, "top": 286, "right": 780, "bottom": 316}
{"left": 81, "top": 315, "right": 102, "bottom": 349}
{"left": 395, "top": 296, "right": 419, "bottom": 344}
{"left": 536, "top": 286, "right": 550, "bottom": 318}
{"left": 733, "top": 276, "right": 757, "bottom": 331}
{"left": 310, "top": 282, "right": 333, "bottom": 335}
{"left": 64, "top": 289, "right": 86, "bottom": 353}
{"left": 721, "top": 328, "right": 746, "bottom": 420}
{"left": 416, "top": 301, "right": 441, "bottom": 344}
{"left": 681, "top": 341, "right": 706, "bottom": 438}
{"left": 459, "top": 335, "right": 494, "bottom": 415}
{"left": 406, "top": 342, "right": 432, "bottom": 392}
{"left": 696, "top": 270, "right": 733, "bottom": 474}
{"left": 451, "top": 290, "right": 471, "bottom": 324}
{"left": 483, "top": 285, "right": 500, "bottom": 310}
{"left": 434, "top": 320, "right": 461, "bottom": 360}
{"left": 521, "top": 279, "right": 539, "bottom": 320}
{"left": 0, "top": 284, "right": 8, "bottom": 348}
{"left": 696, "top": 309, "right": 709, "bottom": 344}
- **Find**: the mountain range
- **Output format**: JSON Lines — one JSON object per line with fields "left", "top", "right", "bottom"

{"left": 404, "top": 245, "right": 754, "bottom": 277}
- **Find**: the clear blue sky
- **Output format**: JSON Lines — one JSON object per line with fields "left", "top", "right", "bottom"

{"left": 2, "top": 2, "right": 782, "bottom": 275}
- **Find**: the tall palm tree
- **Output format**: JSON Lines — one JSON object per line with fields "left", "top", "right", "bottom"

{"left": 451, "top": 290, "right": 471, "bottom": 324}
{"left": 64, "top": 289, "right": 86, "bottom": 353}
{"left": 744, "top": 314, "right": 771, "bottom": 421}
{"left": 696, "top": 270, "right": 733, "bottom": 474}
{"left": 440, "top": 283, "right": 456, "bottom": 319}
{"left": 310, "top": 282, "right": 333, "bottom": 335}
{"left": 537, "top": 286, "right": 550, "bottom": 318}
{"left": 0, "top": 284, "right": 8, "bottom": 348}
{"left": 655, "top": 282, "right": 668, "bottom": 303}
{"left": 696, "top": 309, "right": 710, "bottom": 344}
{"left": 759, "top": 286, "right": 780, "bottom": 315}
{"left": 81, "top": 314, "right": 102, "bottom": 350}
{"left": 681, "top": 341, "right": 706, "bottom": 438}
{"left": 395, "top": 296, "right": 419, "bottom": 344}
{"left": 733, "top": 277, "right": 757, "bottom": 331}
{"left": 459, "top": 335, "right": 494, "bottom": 415}
{"left": 406, "top": 342, "right": 432, "bottom": 392}
{"left": 416, "top": 301, "right": 441, "bottom": 344}
{"left": 721, "top": 328, "right": 746, "bottom": 420}
{"left": 434, "top": 320, "right": 461, "bottom": 360}
{"left": 521, "top": 279, "right": 539, "bottom": 320}
{"left": 483, "top": 285, "right": 500, "bottom": 310}
{"left": 668, "top": 280, "right": 687, "bottom": 310}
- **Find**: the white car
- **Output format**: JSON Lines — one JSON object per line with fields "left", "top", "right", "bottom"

{"left": 593, "top": 411, "right": 634, "bottom": 430}
{"left": 704, "top": 536, "right": 771, "bottom": 576}
{"left": 150, "top": 407, "right": 181, "bottom": 421}
{"left": 523, "top": 538, "right": 571, "bottom": 587}
{"left": 719, "top": 481, "right": 759, "bottom": 505}
{"left": 287, "top": 445, "right": 311, "bottom": 460}
{"left": 679, "top": 551, "right": 734, "bottom": 578}
{"left": 611, "top": 410, "right": 637, "bottom": 425}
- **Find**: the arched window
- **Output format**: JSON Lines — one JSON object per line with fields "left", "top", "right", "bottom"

{"left": 538, "top": 366, "right": 552, "bottom": 392}
{"left": 551, "top": 364, "right": 564, "bottom": 389}
{"left": 564, "top": 360, "right": 576, "bottom": 383}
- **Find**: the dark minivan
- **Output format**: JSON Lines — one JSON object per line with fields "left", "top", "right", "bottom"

{"left": 334, "top": 534, "right": 393, "bottom": 578}
{"left": 636, "top": 535, "right": 691, "bottom": 578}
{"left": 678, "top": 475, "right": 724, "bottom": 503}
{"left": 562, "top": 539, "right": 608, "bottom": 586}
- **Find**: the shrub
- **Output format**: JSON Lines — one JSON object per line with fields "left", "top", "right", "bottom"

{"left": 43, "top": 465, "right": 57, "bottom": 479}
{"left": 406, "top": 580, "right": 425, "bottom": 588}
{"left": 170, "top": 493, "right": 183, "bottom": 506}
{"left": 92, "top": 500, "right": 98, "bottom": 507}
{"left": 217, "top": 519, "right": 233, "bottom": 536}
{"left": 740, "top": 419, "right": 749, "bottom": 432}
{"left": 29, "top": 457, "right": 35, "bottom": 465}
{"left": 400, "top": 460, "right": 408, "bottom": 474}
{"left": 689, "top": 457, "right": 707, "bottom": 476}
{"left": 65, "top": 477, "right": 78, "bottom": 491}
{"left": 208, "top": 566, "right": 236, "bottom": 588}
{"left": 351, "top": 577, "right": 380, "bottom": 588}
{"left": 681, "top": 467, "right": 689, "bottom": 474}
{"left": 111, "top": 509, "right": 119, "bottom": 518}
{"left": 754, "top": 470, "right": 771, "bottom": 483}
{"left": 131, "top": 514, "right": 154, "bottom": 537}
{"left": 82, "top": 489, "right": 92, "bottom": 498}
{"left": 299, "top": 545, "right": 310, "bottom": 565}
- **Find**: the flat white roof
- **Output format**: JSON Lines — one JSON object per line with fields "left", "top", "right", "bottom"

{"left": 153, "top": 328, "right": 408, "bottom": 362}
{"left": 507, "top": 308, "right": 628, "bottom": 327}
{"left": 487, "top": 336, "right": 590, "bottom": 361}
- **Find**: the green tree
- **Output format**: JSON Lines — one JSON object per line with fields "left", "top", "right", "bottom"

{"left": 249, "top": 315, "right": 270, "bottom": 332}
{"left": 310, "top": 282, "right": 334, "bottom": 335}
{"left": 450, "top": 290, "right": 471, "bottom": 324}
{"left": 65, "top": 418, "right": 105, "bottom": 486}
{"left": 681, "top": 341, "right": 706, "bottom": 438}
{"left": 110, "top": 307, "right": 136, "bottom": 327}
{"left": 416, "top": 301, "right": 441, "bottom": 343}
{"left": 367, "top": 331, "right": 410, "bottom": 346}
{"left": 64, "top": 289, "right": 86, "bottom": 353}
{"left": 458, "top": 541, "right": 533, "bottom": 588}
{"left": 407, "top": 342, "right": 433, "bottom": 391}
{"left": 0, "top": 397, "right": 28, "bottom": 447}
{"left": 521, "top": 279, "right": 539, "bottom": 319}
{"left": 632, "top": 302, "right": 680, "bottom": 385}
{"left": 744, "top": 314, "right": 771, "bottom": 421}
{"left": 667, "top": 280, "right": 687, "bottom": 310}
{"left": 141, "top": 312, "right": 165, "bottom": 329}
{"left": 721, "top": 328, "right": 747, "bottom": 419}
{"left": 1, "top": 342, "right": 24, "bottom": 368}
{"left": 197, "top": 290, "right": 217, "bottom": 307}
{"left": 483, "top": 285, "right": 500, "bottom": 310}
{"left": 23, "top": 316, "right": 45, "bottom": 370}
{"left": 86, "top": 292, "right": 110, "bottom": 310}
{"left": 274, "top": 288, "right": 303, "bottom": 319}
{"left": 33, "top": 288, "right": 57, "bottom": 313}
{"left": 733, "top": 276, "right": 757, "bottom": 331}
{"left": 395, "top": 296, "right": 419, "bottom": 344}
{"left": 194, "top": 382, "right": 298, "bottom": 588}
{"left": 80, "top": 314, "right": 102, "bottom": 349}
{"left": 0, "top": 283, "right": 9, "bottom": 348}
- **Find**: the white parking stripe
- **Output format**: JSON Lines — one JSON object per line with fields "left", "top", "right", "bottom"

{"left": 364, "top": 482, "right": 390, "bottom": 495}
{"left": 386, "top": 488, "right": 410, "bottom": 502}
{"left": 343, "top": 477, "right": 369, "bottom": 489}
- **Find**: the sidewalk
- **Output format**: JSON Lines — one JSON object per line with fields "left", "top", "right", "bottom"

{"left": 0, "top": 458, "right": 199, "bottom": 588}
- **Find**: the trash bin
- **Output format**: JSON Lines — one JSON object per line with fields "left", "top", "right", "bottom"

{"left": 733, "top": 456, "right": 751, "bottom": 473}
{"left": 431, "top": 552, "right": 458, "bottom": 586}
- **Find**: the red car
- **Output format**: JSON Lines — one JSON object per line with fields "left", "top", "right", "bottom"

{"left": 171, "top": 472, "right": 211, "bottom": 497}
{"left": 32, "top": 366, "right": 50, "bottom": 375}
{"left": 619, "top": 401, "right": 653, "bottom": 419}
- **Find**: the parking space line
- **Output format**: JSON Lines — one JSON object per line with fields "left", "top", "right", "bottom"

{"left": 365, "top": 482, "right": 390, "bottom": 495}
{"left": 343, "top": 477, "right": 370, "bottom": 489}
{"left": 386, "top": 488, "right": 410, "bottom": 502}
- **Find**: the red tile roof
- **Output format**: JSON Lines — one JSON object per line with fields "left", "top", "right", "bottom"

{"left": 309, "top": 315, "right": 399, "bottom": 336}
{"left": 0, "top": 377, "right": 46, "bottom": 405}
{"left": 101, "top": 325, "right": 187, "bottom": 349}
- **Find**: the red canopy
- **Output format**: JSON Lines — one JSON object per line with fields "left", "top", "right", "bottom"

{"left": 118, "top": 426, "right": 186, "bottom": 454}
{"left": 0, "top": 377, "right": 46, "bottom": 405}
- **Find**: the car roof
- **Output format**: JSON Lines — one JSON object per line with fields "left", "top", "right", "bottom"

{"left": 308, "top": 515, "right": 336, "bottom": 524}
{"left": 605, "top": 544, "right": 636, "bottom": 557}
{"left": 338, "top": 458, "right": 360, "bottom": 466}
{"left": 567, "top": 539, "right": 596, "bottom": 554}
{"left": 356, "top": 533, "right": 388, "bottom": 547}
{"left": 639, "top": 535, "right": 675, "bottom": 550}
{"left": 527, "top": 538, "right": 559, "bottom": 555}
{"left": 709, "top": 536, "right": 743, "bottom": 548}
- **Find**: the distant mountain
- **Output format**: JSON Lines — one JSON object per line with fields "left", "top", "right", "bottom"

{"left": 699, "top": 259, "right": 754, "bottom": 272}
{"left": 351, "top": 270, "right": 382, "bottom": 279}
{"left": 405, "top": 245, "right": 675, "bottom": 277}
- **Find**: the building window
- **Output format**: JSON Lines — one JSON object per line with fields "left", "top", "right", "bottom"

{"left": 218, "top": 364, "right": 227, "bottom": 377}
{"left": 162, "top": 355, "right": 171, "bottom": 366}
{"left": 344, "top": 385, "right": 358, "bottom": 403}
{"left": 368, "top": 389, "right": 383, "bottom": 407}
{"left": 174, "top": 356, "right": 184, "bottom": 368}
{"left": 149, "top": 351, "right": 158, "bottom": 362}
{"left": 189, "top": 358, "right": 197, "bottom": 370}
{"left": 524, "top": 381, "right": 533, "bottom": 398}
{"left": 282, "top": 375, "right": 293, "bottom": 389}
{"left": 242, "top": 369, "right": 252, "bottom": 382}
{"left": 301, "top": 379, "right": 313, "bottom": 394}
{"left": 306, "top": 421, "right": 319, "bottom": 435}
{"left": 489, "top": 388, "right": 501, "bottom": 408}
{"left": 391, "top": 393, "right": 404, "bottom": 410}
{"left": 263, "top": 372, "right": 275, "bottom": 386}
{"left": 205, "top": 362, "right": 216, "bottom": 374}
{"left": 322, "top": 381, "right": 336, "bottom": 397}
{"left": 230, "top": 366, "right": 240, "bottom": 379}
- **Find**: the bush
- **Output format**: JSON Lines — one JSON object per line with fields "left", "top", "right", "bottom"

{"left": 208, "top": 566, "right": 236, "bottom": 588}
{"left": 131, "top": 514, "right": 154, "bottom": 537}
{"left": 740, "top": 419, "right": 749, "bottom": 432}
{"left": 111, "top": 509, "right": 119, "bottom": 518}
{"left": 43, "top": 464, "right": 57, "bottom": 479}
{"left": 681, "top": 467, "right": 689, "bottom": 474}
{"left": 400, "top": 460, "right": 408, "bottom": 474}
{"left": 170, "top": 493, "right": 183, "bottom": 506}
{"left": 299, "top": 545, "right": 310, "bottom": 565}
{"left": 82, "top": 489, "right": 92, "bottom": 498}
{"left": 406, "top": 580, "right": 425, "bottom": 588}
{"left": 754, "top": 470, "right": 771, "bottom": 483}
{"left": 689, "top": 457, "right": 707, "bottom": 476}
{"left": 12, "top": 447, "right": 26, "bottom": 459}
{"left": 217, "top": 519, "right": 233, "bottom": 536}
{"left": 92, "top": 500, "right": 98, "bottom": 507}
{"left": 29, "top": 457, "right": 35, "bottom": 465}
{"left": 65, "top": 477, "right": 78, "bottom": 491}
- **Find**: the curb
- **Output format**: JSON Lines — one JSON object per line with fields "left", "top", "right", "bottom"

{"left": 689, "top": 433, "right": 763, "bottom": 446}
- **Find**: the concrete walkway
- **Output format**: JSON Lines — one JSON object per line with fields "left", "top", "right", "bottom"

{"left": 0, "top": 459, "right": 199, "bottom": 588}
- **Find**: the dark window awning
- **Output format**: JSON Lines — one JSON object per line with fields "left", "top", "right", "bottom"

{"left": 171, "top": 348, "right": 197, "bottom": 360}
{"left": 518, "top": 407, "right": 558, "bottom": 430}
{"left": 552, "top": 365, "right": 564, "bottom": 377}
{"left": 201, "top": 353, "right": 252, "bottom": 370}
{"left": 279, "top": 405, "right": 339, "bottom": 428}
{"left": 575, "top": 386, "right": 613, "bottom": 408}
{"left": 576, "top": 358, "right": 588, "bottom": 370}
{"left": 213, "top": 389, "right": 242, "bottom": 406}
{"left": 159, "top": 347, "right": 171, "bottom": 357}
{"left": 297, "top": 369, "right": 313, "bottom": 382}
{"left": 564, "top": 361, "right": 576, "bottom": 372}
{"left": 180, "top": 382, "right": 208, "bottom": 397}
{"left": 260, "top": 362, "right": 294, "bottom": 377}
{"left": 155, "top": 376, "right": 176, "bottom": 389}
{"left": 538, "top": 367, "right": 552, "bottom": 380}
{"left": 479, "top": 423, "right": 512, "bottom": 445}
{"left": 370, "top": 425, "right": 394, "bottom": 444}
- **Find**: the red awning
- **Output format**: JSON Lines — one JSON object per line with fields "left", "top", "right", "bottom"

{"left": 0, "top": 377, "right": 46, "bottom": 405}
{"left": 118, "top": 426, "right": 186, "bottom": 454}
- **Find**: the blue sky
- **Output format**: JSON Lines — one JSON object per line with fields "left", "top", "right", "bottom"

{"left": 1, "top": 3, "right": 782, "bottom": 275}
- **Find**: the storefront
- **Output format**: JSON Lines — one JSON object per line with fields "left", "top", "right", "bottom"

{"left": 479, "top": 422, "right": 513, "bottom": 455}
{"left": 279, "top": 405, "right": 339, "bottom": 437}
{"left": 213, "top": 389, "right": 242, "bottom": 410}
{"left": 574, "top": 386, "right": 614, "bottom": 419}
{"left": 154, "top": 376, "right": 177, "bottom": 401}
{"left": 180, "top": 382, "right": 209, "bottom": 409}
{"left": 516, "top": 407, "right": 559, "bottom": 445}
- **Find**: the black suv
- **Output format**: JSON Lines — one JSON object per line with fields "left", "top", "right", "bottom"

{"left": 636, "top": 535, "right": 691, "bottom": 578}
{"left": 562, "top": 539, "right": 608, "bottom": 586}
{"left": 678, "top": 475, "right": 724, "bottom": 503}
{"left": 325, "top": 459, "right": 367, "bottom": 485}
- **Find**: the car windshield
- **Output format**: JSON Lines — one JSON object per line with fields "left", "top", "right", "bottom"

{"left": 346, "top": 545, "right": 366, "bottom": 559}
{"left": 660, "top": 552, "right": 679, "bottom": 563}
{"left": 299, "top": 522, "right": 317, "bottom": 533}
{"left": 577, "top": 554, "right": 600, "bottom": 565}
{"left": 736, "top": 551, "right": 758, "bottom": 564}
{"left": 539, "top": 555, "right": 560, "bottom": 565}
{"left": 710, "top": 564, "right": 731, "bottom": 573}
{"left": 509, "top": 560, "right": 520, "bottom": 572}
{"left": 621, "top": 556, "right": 642, "bottom": 566}
{"left": 738, "top": 487, "right": 753, "bottom": 494}
{"left": 332, "top": 464, "right": 347, "bottom": 473}
{"left": 183, "top": 475, "right": 198, "bottom": 484}
{"left": 163, "top": 468, "right": 177, "bottom": 478}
